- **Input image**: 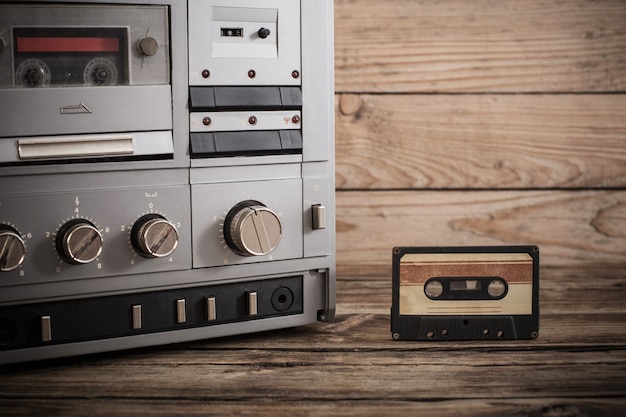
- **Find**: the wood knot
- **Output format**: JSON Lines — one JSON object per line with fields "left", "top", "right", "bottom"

{"left": 338, "top": 94, "right": 362, "bottom": 116}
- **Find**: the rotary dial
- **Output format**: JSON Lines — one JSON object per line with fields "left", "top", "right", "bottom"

{"left": 131, "top": 214, "right": 179, "bottom": 259}
{"left": 0, "top": 225, "right": 26, "bottom": 272}
{"left": 224, "top": 200, "right": 282, "bottom": 257}
{"left": 56, "top": 219, "right": 103, "bottom": 265}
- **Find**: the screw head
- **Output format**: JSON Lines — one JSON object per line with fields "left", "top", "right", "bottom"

{"left": 202, "top": 69, "right": 210, "bottom": 78}
{"left": 292, "top": 70, "right": 300, "bottom": 79}
{"left": 248, "top": 115, "right": 257, "bottom": 125}
{"left": 291, "top": 115, "right": 300, "bottom": 124}
{"left": 202, "top": 117, "right": 212, "bottom": 126}
{"left": 248, "top": 69, "right": 256, "bottom": 79}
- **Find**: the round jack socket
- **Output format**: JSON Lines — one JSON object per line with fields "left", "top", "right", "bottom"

{"left": 271, "top": 287, "right": 294, "bottom": 312}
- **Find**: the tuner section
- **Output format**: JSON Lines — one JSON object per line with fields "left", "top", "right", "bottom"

{"left": 0, "top": 225, "right": 26, "bottom": 272}
{"left": 131, "top": 214, "right": 179, "bottom": 258}
{"left": 56, "top": 219, "right": 103, "bottom": 265}
{"left": 224, "top": 201, "right": 282, "bottom": 257}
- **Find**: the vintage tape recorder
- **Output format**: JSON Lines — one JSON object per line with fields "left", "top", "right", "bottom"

{"left": 0, "top": 0, "right": 335, "bottom": 364}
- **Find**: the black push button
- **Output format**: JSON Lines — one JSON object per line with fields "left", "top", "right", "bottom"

{"left": 189, "top": 87, "right": 302, "bottom": 110}
{"left": 190, "top": 131, "right": 302, "bottom": 157}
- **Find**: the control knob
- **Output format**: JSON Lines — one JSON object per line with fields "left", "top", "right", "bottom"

{"left": 56, "top": 219, "right": 103, "bottom": 265}
{"left": 0, "top": 225, "right": 26, "bottom": 272}
{"left": 224, "top": 201, "right": 282, "bottom": 257}
{"left": 131, "top": 214, "right": 179, "bottom": 258}
{"left": 138, "top": 37, "right": 159, "bottom": 56}
{"left": 257, "top": 28, "right": 271, "bottom": 39}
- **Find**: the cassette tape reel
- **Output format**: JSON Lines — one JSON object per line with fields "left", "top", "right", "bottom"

{"left": 391, "top": 246, "right": 540, "bottom": 341}
{"left": 11, "top": 27, "right": 129, "bottom": 88}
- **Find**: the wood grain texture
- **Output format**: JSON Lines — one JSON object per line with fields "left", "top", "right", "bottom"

{"left": 336, "top": 94, "right": 626, "bottom": 189}
{"left": 335, "top": 0, "right": 626, "bottom": 93}
{"left": 336, "top": 190, "right": 626, "bottom": 269}
{"left": 1, "top": 266, "right": 624, "bottom": 417}
{"left": 1, "top": 399, "right": 626, "bottom": 417}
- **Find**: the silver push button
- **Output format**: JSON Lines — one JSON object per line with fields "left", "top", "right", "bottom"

{"left": 312, "top": 204, "right": 326, "bottom": 230}
{"left": 41, "top": 315, "right": 52, "bottom": 342}
{"left": 176, "top": 299, "right": 187, "bottom": 324}
{"left": 205, "top": 296, "right": 217, "bottom": 321}
{"left": 132, "top": 305, "right": 142, "bottom": 330}
{"left": 247, "top": 291, "right": 258, "bottom": 316}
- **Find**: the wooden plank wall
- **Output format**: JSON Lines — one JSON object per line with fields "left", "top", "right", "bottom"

{"left": 334, "top": 0, "right": 626, "bottom": 273}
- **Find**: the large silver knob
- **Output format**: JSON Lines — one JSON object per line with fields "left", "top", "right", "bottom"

{"left": 0, "top": 225, "right": 26, "bottom": 272}
{"left": 131, "top": 214, "right": 179, "bottom": 258}
{"left": 224, "top": 201, "right": 282, "bottom": 256}
{"left": 56, "top": 219, "right": 103, "bottom": 265}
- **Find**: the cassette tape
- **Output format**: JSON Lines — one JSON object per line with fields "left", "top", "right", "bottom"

{"left": 391, "top": 246, "right": 539, "bottom": 341}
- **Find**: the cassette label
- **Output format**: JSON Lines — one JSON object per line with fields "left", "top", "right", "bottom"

{"left": 399, "top": 252, "right": 534, "bottom": 316}
{"left": 392, "top": 246, "right": 539, "bottom": 341}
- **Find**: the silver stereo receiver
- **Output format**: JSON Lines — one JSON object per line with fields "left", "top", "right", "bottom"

{"left": 0, "top": 0, "right": 335, "bottom": 364}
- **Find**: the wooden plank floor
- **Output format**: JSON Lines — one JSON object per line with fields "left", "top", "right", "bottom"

{"left": 1, "top": 265, "right": 625, "bottom": 416}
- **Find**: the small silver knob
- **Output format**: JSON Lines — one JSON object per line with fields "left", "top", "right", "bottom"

{"left": 131, "top": 214, "right": 179, "bottom": 258}
{"left": 56, "top": 219, "right": 103, "bottom": 265}
{"left": 225, "top": 201, "right": 282, "bottom": 257}
{"left": 0, "top": 225, "right": 26, "bottom": 272}
{"left": 138, "top": 37, "right": 159, "bottom": 56}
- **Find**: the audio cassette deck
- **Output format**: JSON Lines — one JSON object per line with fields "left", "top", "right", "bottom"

{"left": 0, "top": 0, "right": 335, "bottom": 364}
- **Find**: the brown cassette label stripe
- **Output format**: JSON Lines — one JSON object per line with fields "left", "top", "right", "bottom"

{"left": 399, "top": 253, "right": 533, "bottom": 286}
